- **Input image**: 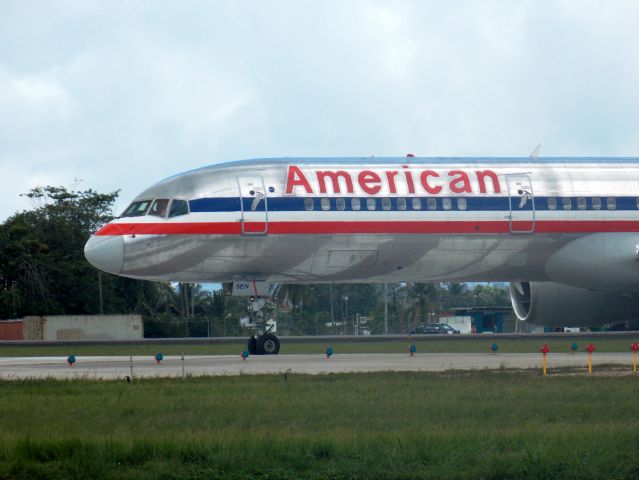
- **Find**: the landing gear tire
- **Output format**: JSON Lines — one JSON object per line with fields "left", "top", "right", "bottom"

{"left": 247, "top": 336, "right": 258, "bottom": 355}
{"left": 257, "top": 333, "right": 280, "bottom": 355}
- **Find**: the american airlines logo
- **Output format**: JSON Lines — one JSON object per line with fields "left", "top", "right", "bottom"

{"left": 285, "top": 165, "right": 502, "bottom": 196}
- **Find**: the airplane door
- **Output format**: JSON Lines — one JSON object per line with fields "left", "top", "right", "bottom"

{"left": 506, "top": 174, "right": 535, "bottom": 233}
{"left": 237, "top": 175, "right": 268, "bottom": 235}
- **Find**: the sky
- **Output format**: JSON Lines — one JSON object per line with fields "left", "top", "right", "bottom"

{"left": 2, "top": 0, "right": 639, "bottom": 220}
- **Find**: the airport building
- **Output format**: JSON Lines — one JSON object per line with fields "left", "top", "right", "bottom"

{"left": 440, "top": 307, "right": 513, "bottom": 333}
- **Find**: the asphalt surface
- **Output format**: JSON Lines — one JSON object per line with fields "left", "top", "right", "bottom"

{"left": 0, "top": 352, "right": 635, "bottom": 380}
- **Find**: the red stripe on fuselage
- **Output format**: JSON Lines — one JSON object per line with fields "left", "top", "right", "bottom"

{"left": 95, "top": 222, "right": 241, "bottom": 235}
{"left": 94, "top": 220, "right": 639, "bottom": 236}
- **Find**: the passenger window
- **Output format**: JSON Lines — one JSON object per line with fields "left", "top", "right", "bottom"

{"left": 321, "top": 198, "right": 330, "bottom": 211}
{"left": 427, "top": 198, "right": 436, "bottom": 211}
{"left": 547, "top": 197, "right": 557, "bottom": 210}
{"left": 577, "top": 197, "right": 586, "bottom": 210}
{"left": 442, "top": 198, "right": 452, "bottom": 211}
{"left": 304, "top": 198, "right": 314, "bottom": 211}
{"left": 457, "top": 198, "right": 467, "bottom": 211}
{"left": 336, "top": 198, "right": 346, "bottom": 211}
{"left": 121, "top": 200, "right": 151, "bottom": 217}
{"left": 382, "top": 198, "right": 391, "bottom": 211}
{"left": 351, "top": 198, "right": 361, "bottom": 211}
{"left": 591, "top": 197, "right": 601, "bottom": 210}
{"left": 397, "top": 198, "right": 407, "bottom": 211}
{"left": 367, "top": 198, "right": 376, "bottom": 210}
{"left": 562, "top": 198, "right": 572, "bottom": 210}
{"left": 607, "top": 197, "right": 616, "bottom": 210}
{"left": 412, "top": 198, "right": 422, "bottom": 210}
{"left": 168, "top": 199, "right": 189, "bottom": 218}
{"left": 149, "top": 199, "right": 170, "bottom": 217}
{"left": 636, "top": 198, "right": 639, "bottom": 210}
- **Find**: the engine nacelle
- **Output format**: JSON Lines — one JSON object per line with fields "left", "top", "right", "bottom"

{"left": 509, "top": 281, "right": 639, "bottom": 327}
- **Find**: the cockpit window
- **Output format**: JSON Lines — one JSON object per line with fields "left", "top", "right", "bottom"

{"left": 121, "top": 200, "right": 151, "bottom": 217}
{"left": 149, "top": 199, "right": 170, "bottom": 217}
{"left": 168, "top": 199, "right": 189, "bottom": 218}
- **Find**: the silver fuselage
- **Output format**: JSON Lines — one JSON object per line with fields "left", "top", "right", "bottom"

{"left": 85, "top": 157, "right": 639, "bottom": 292}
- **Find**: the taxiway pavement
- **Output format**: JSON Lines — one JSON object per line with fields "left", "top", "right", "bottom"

{"left": 0, "top": 352, "right": 635, "bottom": 380}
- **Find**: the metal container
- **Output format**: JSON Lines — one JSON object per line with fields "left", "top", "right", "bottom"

{"left": 0, "top": 320, "right": 23, "bottom": 340}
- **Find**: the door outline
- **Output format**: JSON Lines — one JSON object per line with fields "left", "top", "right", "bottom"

{"left": 505, "top": 174, "right": 535, "bottom": 233}
{"left": 237, "top": 175, "right": 268, "bottom": 235}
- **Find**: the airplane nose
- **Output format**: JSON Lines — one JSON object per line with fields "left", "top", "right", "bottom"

{"left": 84, "top": 234, "right": 124, "bottom": 274}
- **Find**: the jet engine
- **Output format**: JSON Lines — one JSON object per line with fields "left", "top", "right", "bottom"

{"left": 509, "top": 281, "right": 639, "bottom": 327}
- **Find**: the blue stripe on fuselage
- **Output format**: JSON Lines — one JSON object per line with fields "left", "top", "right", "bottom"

{"left": 188, "top": 196, "right": 639, "bottom": 213}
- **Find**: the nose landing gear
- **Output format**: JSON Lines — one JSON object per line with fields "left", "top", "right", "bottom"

{"left": 257, "top": 332, "right": 280, "bottom": 355}
{"left": 240, "top": 294, "right": 280, "bottom": 355}
{"left": 246, "top": 330, "right": 281, "bottom": 355}
{"left": 227, "top": 281, "right": 282, "bottom": 355}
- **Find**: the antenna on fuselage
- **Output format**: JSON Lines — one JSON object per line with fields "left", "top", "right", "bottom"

{"left": 529, "top": 144, "right": 541, "bottom": 159}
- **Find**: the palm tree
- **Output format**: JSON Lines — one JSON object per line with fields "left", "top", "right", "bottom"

{"left": 403, "top": 283, "right": 438, "bottom": 331}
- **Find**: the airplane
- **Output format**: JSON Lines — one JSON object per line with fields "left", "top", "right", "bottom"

{"left": 84, "top": 154, "right": 639, "bottom": 354}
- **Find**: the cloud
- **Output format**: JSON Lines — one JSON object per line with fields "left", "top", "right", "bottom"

{"left": 0, "top": 68, "right": 76, "bottom": 134}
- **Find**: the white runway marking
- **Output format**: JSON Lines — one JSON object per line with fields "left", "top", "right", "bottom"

{"left": 0, "top": 353, "right": 635, "bottom": 380}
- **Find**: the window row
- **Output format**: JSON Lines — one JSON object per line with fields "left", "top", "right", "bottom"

{"left": 546, "top": 197, "right": 623, "bottom": 210}
{"left": 303, "top": 196, "right": 638, "bottom": 212}
{"left": 305, "top": 197, "right": 468, "bottom": 212}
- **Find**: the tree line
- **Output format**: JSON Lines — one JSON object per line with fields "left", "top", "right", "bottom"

{"left": 0, "top": 187, "right": 510, "bottom": 336}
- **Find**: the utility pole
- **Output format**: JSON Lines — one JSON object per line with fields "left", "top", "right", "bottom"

{"left": 182, "top": 283, "right": 189, "bottom": 337}
{"left": 191, "top": 283, "right": 195, "bottom": 318}
{"left": 11, "top": 281, "right": 17, "bottom": 318}
{"left": 329, "top": 283, "right": 335, "bottom": 325}
{"left": 384, "top": 283, "right": 388, "bottom": 334}
{"left": 344, "top": 296, "right": 348, "bottom": 336}
{"left": 98, "top": 271, "right": 104, "bottom": 315}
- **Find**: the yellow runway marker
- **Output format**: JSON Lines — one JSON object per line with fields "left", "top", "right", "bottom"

{"left": 540, "top": 344, "right": 550, "bottom": 376}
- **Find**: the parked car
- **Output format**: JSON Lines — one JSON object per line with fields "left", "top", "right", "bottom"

{"left": 410, "top": 323, "right": 460, "bottom": 335}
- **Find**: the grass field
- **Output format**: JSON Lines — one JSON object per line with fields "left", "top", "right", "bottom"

{"left": 1, "top": 335, "right": 638, "bottom": 357}
{"left": 1, "top": 371, "right": 639, "bottom": 479}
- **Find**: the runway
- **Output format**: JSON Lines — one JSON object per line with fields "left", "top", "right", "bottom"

{"left": 0, "top": 352, "right": 636, "bottom": 379}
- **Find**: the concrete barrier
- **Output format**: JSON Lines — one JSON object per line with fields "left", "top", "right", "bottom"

{"left": 22, "top": 315, "right": 143, "bottom": 341}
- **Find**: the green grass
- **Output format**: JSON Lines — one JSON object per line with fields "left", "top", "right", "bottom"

{"left": 1, "top": 372, "right": 639, "bottom": 478}
{"left": 1, "top": 336, "right": 638, "bottom": 357}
